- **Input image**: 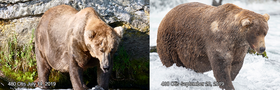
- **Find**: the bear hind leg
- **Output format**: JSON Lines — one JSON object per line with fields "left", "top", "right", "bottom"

{"left": 157, "top": 45, "right": 181, "bottom": 67}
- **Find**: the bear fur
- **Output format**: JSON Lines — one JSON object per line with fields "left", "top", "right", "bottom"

{"left": 35, "top": 5, "right": 123, "bottom": 90}
{"left": 157, "top": 2, "right": 269, "bottom": 90}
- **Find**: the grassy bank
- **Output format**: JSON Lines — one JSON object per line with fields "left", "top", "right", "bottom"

{"left": 0, "top": 29, "right": 37, "bottom": 83}
{"left": 0, "top": 29, "right": 149, "bottom": 89}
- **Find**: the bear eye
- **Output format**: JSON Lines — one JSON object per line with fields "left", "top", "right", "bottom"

{"left": 100, "top": 48, "right": 105, "bottom": 52}
{"left": 89, "top": 35, "right": 94, "bottom": 39}
{"left": 256, "top": 32, "right": 260, "bottom": 36}
{"left": 111, "top": 48, "right": 114, "bottom": 52}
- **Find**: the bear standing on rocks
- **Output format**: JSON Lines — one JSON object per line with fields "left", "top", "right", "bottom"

{"left": 35, "top": 5, "right": 123, "bottom": 90}
{"left": 157, "top": 2, "right": 269, "bottom": 90}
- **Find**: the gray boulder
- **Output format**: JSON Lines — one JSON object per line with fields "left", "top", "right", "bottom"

{"left": 0, "top": 0, "right": 149, "bottom": 59}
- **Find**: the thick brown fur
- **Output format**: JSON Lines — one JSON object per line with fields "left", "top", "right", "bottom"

{"left": 157, "top": 2, "right": 269, "bottom": 90}
{"left": 35, "top": 5, "right": 123, "bottom": 90}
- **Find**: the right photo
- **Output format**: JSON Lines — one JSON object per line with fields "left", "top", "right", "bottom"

{"left": 150, "top": 0, "right": 280, "bottom": 90}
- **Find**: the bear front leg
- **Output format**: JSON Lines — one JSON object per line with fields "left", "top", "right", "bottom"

{"left": 35, "top": 48, "right": 51, "bottom": 88}
{"left": 97, "top": 65, "right": 111, "bottom": 90}
{"left": 230, "top": 60, "right": 244, "bottom": 81}
{"left": 231, "top": 47, "right": 247, "bottom": 81}
{"left": 69, "top": 55, "right": 88, "bottom": 90}
{"left": 209, "top": 53, "right": 235, "bottom": 90}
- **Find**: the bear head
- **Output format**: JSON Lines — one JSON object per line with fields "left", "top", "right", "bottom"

{"left": 239, "top": 11, "right": 269, "bottom": 54}
{"left": 83, "top": 19, "right": 123, "bottom": 73}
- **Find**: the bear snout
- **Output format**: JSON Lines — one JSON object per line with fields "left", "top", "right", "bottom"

{"left": 103, "top": 65, "right": 110, "bottom": 71}
{"left": 101, "top": 53, "right": 111, "bottom": 73}
{"left": 259, "top": 47, "right": 266, "bottom": 53}
{"left": 100, "top": 63, "right": 110, "bottom": 73}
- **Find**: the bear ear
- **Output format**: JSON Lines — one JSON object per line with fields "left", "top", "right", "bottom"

{"left": 113, "top": 26, "right": 124, "bottom": 38}
{"left": 263, "top": 13, "right": 270, "bottom": 21}
{"left": 85, "top": 30, "right": 96, "bottom": 38}
{"left": 241, "top": 18, "right": 251, "bottom": 27}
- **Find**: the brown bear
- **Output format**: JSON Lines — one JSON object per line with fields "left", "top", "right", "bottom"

{"left": 157, "top": 2, "right": 269, "bottom": 90}
{"left": 35, "top": 5, "right": 123, "bottom": 90}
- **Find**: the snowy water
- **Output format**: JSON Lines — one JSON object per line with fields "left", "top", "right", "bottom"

{"left": 150, "top": 0, "right": 280, "bottom": 90}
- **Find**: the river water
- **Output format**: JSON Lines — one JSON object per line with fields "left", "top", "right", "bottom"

{"left": 150, "top": 0, "right": 280, "bottom": 90}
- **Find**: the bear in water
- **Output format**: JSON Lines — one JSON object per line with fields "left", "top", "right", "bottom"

{"left": 157, "top": 2, "right": 269, "bottom": 90}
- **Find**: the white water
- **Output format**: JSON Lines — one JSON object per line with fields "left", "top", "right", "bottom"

{"left": 150, "top": 0, "right": 280, "bottom": 90}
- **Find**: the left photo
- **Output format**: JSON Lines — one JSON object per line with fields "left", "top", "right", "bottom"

{"left": 0, "top": 0, "right": 149, "bottom": 90}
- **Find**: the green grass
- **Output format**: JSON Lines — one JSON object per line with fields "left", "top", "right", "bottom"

{"left": 0, "top": 29, "right": 69, "bottom": 88}
{"left": 0, "top": 29, "right": 37, "bottom": 82}
{"left": 248, "top": 48, "right": 268, "bottom": 58}
{"left": 113, "top": 46, "right": 130, "bottom": 72}
{"left": 0, "top": 29, "right": 149, "bottom": 88}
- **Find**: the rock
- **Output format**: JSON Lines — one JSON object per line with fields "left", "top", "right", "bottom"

{"left": 0, "top": 0, "right": 149, "bottom": 31}
{"left": 0, "top": 17, "right": 40, "bottom": 46}
{"left": 0, "top": 0, "right": 30, "bottom": 4}
{"left": 120, "top": 29, "right": 149, "bottom": 60}
{"left": 92, "top": 85, "right": 104, "bottom": 90}
{"left": 150, "top": 46, "right": 157, "bottom": 52}
{"left": 0, "top": 0, "right": 149, "bottom": 53}
{"left": 212, "top": 0, "right": 223, "bottom": 6}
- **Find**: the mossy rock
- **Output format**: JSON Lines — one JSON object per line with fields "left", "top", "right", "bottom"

{"left": 111, "top": 46, "right": 149, "bottom": 89}
{"left": 150, "top": 46, "right": 157, "bottom": 52}
{"left": 109, "top": 22, "right": 149, "bottom": 61}
{"left": 109, "top": 22, "right": 149, "bottom": 89}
